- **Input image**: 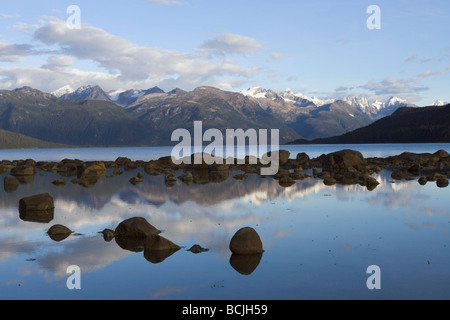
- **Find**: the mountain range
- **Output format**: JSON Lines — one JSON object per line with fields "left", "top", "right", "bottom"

{"left": 54, "top": 84, "right": 416, "bottom": 140}
{"left": 0, "top": 84, "right": 427, "bottom": 148}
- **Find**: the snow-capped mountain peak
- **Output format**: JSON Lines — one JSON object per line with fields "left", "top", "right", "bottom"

{"left": 240, "top": 87, "right": 271, "bottom": 99}
{"left": 51, "top": 85, "right": 74, "bottom": 97}
{"left": 434, "top": 100, "right": 448, "bottom": 106}
{"left": 385, "top": 96, "right": 409, "bottom": 107}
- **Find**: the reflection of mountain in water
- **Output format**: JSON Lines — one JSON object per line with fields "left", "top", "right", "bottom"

{"left": 1, "top": 168, "right": 326, "bottom": 211}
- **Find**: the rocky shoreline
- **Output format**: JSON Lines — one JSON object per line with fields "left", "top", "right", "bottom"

{"left": 1, "top": 149, "right": 449, "bottom": 191}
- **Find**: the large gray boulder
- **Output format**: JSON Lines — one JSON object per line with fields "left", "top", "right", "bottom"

{"left": 114, "top": 217, "right": 160, "bottom": 239}
{"left": 322, "top": 150, "right": 366, "bottom": 172}
{"left": 229, "top": 227, "right": 263, "bottom": 255}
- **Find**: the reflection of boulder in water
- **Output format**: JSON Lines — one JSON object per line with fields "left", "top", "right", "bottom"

{"left": 100, "top": 229, "right": 115, "bottom": 242}
{"left": 115, "top": 236, "right": 146, "bottom": 252}
{"left": 10, "top": 165, "right": 35, "bottom": 184}
{"left": 19, "top": 193, "right": 55, "bottom": 223}
{"left": 114, "top": 217, "right": 180, "bottom": 263}
{"left": 19, "top": 209, "right": 54, "bottom": 223}
{"left": 229, "top": 253, "right": 263, "bottom": 275}
{"left": 143, "top": 235, "right": 181, "bottom": 264}
{"left": 4, "top": 175, "right": 19, "bottom": 193}
{"left": 47, "top": 224, "right": 73, "bottom": 242}
{"left": 11, "top": 165, "right": 35, "bottom": 177}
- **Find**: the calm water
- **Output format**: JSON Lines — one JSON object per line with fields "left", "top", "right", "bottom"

{"left": 0, "top": 144, "right": 449, "bottom": 300}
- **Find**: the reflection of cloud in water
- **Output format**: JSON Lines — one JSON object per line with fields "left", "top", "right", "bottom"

{"left": 37, "top": 236, "right": 129, "bottom": 279}
{"left": 151, "top": 287, "right": 186, "bottom": 299}
{"left": 2, "top": 167, "right": 448, "bottom": 283}
{"left": 0, "top": 236, "right": 36, "bottom": 261}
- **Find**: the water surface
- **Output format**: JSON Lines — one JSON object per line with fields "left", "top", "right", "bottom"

{"left": 0, "top": 144, "right": 449, "bottom": 300}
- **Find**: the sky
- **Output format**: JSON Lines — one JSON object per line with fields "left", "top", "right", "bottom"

{"left": 0, "top": 0, "right": 449, "bottom": 106}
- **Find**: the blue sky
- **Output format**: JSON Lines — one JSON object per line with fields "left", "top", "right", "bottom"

{"left": 0, "top": 0, "right": 449, "bottom": 105}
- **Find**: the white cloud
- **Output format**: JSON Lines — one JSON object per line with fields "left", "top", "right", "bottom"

{"left": 146, "top": 0, "right": 182, "bottom": 5}
{"left": 41, "top": 56, "right": 74, "bottom": 70}
{"left": 198, "top": 32, "right": 264, "bottom": 58}
{"left": 270, "top": 52, "right": 289, "bottom": 60}
{"left": 1, "top": 14, "right": 21, "bottom": 19}
{"left": 417, "top": 66, "right": 450, "bottom": 78}
{"left": 0, "top": 18, "right": 260, "bottom": 92}
{"left": 360, "top": 77, "right": 429, "bottom": 95}
{"left": 0, "top": 40, "right": 35, "bottom": 62}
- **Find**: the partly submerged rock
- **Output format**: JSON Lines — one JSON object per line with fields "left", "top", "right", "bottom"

{"left": 11, "top": 165, "right": 35, "bottom": 177}
{"left": 115, "top": 217, "right": 160, "bottom": 239}
{"left": 187, "top": 244, "right": 209, "bottom": 254}
{"left": 321, "top": 150, "right": 366, "bottom": 172}
{"left": 229, "top": 227, "right": 263, "bottom": 255}
{"left": 78, "top": 162, "right": 106, "bottom": 179}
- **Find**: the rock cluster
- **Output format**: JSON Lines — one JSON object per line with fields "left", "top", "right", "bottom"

{"left": 2, "top": 149, "right": 449, "bottom": 194}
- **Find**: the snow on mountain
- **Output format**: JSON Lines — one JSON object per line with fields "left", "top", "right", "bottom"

{"left": 51, "top": 85, "right": 74, "bottom": 97}
{"left": 434, "top": 100, "right": 448, "bottom": 106}
{"left": 240, "top": 86, "right": 415, "bottom": 120}
{"left": 59, "top": 85, "right": 112, "bottom": 101}
{"left": 240, "top": 87, "right": 332, "bottom": 107}
{"left": 385, "top": 96, "right": 410, "bottom": 107}
{"left": 107, "top": 89, "right": 127, "bottom": 101}
{"left": 107, "top": 87, "right": 165, "bottom": 106}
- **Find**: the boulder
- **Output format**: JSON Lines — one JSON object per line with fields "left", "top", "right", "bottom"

{"left": 262, "top": 150, "right": 290, "bottom": 166}
{"left": 322, "top": 150, "right": 366, "bottom": 172}
{"left": 78, "top": 162, "right": 106, "bottom": 179}
{"left": 187, "top": 244, "right": 209, "bottom": 254}
{"left": 114, "top": 217, "right": 160, "bottom": 239}
{"left": 295, "top": 152, "right": 310, "bottom": 165}
{"left": 11, "top": 165, "right": 35, "bottom": 177}
{"left": 434, "top": 149, "right": 450, "bottom": 158}
{"left": 19, "top": 193, "right": 55, "bottom": 223}
{"left": 229, "top": 227, "right": 263, "bottom": 255}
